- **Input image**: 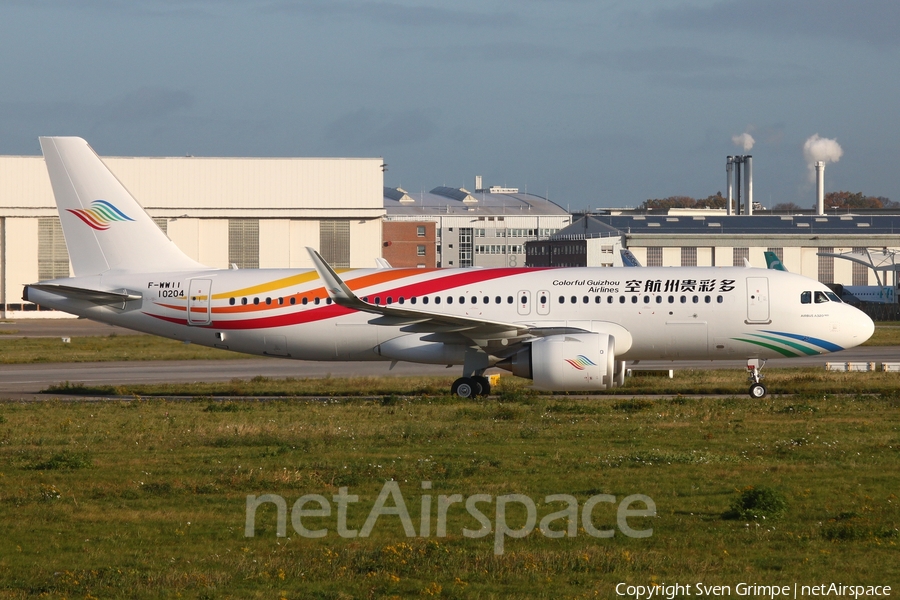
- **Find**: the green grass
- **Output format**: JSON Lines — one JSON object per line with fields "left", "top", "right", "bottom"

{"left": 0, "top": 392, "right": 896, "bottom": 598}
{"left": 40, "top": 367, "right": 900, "bottom": 399}
{"left": 0, "top": 334, "right": 242, "bottom": 363}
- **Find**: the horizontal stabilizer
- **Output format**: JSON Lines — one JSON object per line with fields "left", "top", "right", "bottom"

{"left": 24, "top": 284, "right": 141, "bottom": 307}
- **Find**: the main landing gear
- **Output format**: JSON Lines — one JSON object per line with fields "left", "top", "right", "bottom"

{"left": 747, "top": 358, "right": 767, "bottom": 398}
{"left": 451, "top": 375, "right": 491, "bottom": 398}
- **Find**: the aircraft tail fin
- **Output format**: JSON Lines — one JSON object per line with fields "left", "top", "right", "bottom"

{"left": 39, "top": 137, "right": 204, "bottom": 276}
{"left": 619, "top": 248, "right": 643, "bottom": 267}
{"left": 764, "top": 251, "right": 788, "bottom": 272}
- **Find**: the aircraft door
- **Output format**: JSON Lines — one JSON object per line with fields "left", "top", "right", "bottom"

{"left": 537, "top": 290, "right": 550, "bottom": 315}
{"left": 187, "top": 279, "right": 212, "bottom": 326}
{"left": 746, "top": 277, "right": 770, "bottom": 323}
{"left": 518, "top": 290, "right": 531, "bottom": 316}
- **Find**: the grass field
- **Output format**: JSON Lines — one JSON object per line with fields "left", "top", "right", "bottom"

{"left": 0, "top": 390, "right": 897, "bottom": 598}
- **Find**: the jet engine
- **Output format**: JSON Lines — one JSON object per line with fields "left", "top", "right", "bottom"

{"left": 498, "top": 333, "right": 617, "bottom": 391}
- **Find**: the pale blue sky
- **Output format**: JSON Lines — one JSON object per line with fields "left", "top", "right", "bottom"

{"left": 1, "top": 0, "right": 897, "bottom": 209}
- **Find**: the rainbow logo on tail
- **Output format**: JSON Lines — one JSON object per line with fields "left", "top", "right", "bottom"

{"left": 565, "top": 355, "right": 598, "bottom": 370}
{"left": 67, "top": 200, "right": 135, "bottom": 230}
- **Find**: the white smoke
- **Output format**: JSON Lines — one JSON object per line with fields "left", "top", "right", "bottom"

{"left": 732, "top": 132, "right": 755, "bottom": 152}
{"left": 803, "top": 134, "right": 843, "bottom": 181}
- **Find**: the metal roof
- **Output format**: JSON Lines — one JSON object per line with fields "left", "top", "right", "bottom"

{"left": 581, "top": 214, "right": 900, "bottom": 236}
{"left": 384, "top": 187, "right": 569, "bottom": 217}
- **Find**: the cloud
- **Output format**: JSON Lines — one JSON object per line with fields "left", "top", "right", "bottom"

{"left": 578, "top": 46, "right": 817, "bottom": 90}
{"left": 264, "top": 0, "right": 519, "bottom": 28}
{"left": 646, "top": 0, "right": 900, "bottom": 47}
{"left": 102, "top": 87, "right": 194, "bottom": 124}
{"left": 323, "top": 108, "right": 439, "bottom": 149}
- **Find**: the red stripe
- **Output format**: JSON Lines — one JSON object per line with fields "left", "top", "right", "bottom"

{"left": 146, "top": 268, "right": 549, "bottom": 330}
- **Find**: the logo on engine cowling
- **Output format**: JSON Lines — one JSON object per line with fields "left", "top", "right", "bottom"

{"left": 565, "top": 355, "right": 598, "bottom": 370}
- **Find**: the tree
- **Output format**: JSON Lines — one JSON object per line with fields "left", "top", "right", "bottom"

{"left": 824, "top": 191, "right": 890, "bottom": 210}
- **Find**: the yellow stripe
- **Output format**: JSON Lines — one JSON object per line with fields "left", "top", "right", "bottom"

{"left": 211, "top": 271, "right": 324, "bottom": 299}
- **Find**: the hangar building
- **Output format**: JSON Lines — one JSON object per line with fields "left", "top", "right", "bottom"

{"left": 0, "top": 152, "right": 384, "bottom": 317}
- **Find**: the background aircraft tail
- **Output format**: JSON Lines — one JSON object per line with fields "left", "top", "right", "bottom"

{"left": 764, "top": 251, "right": 788, "bottom": 272}
{"left": 39, "top": 137, "right": 204, "bottom": 276}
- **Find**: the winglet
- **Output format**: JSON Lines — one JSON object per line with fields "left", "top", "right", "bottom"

{"left": 306, "top": 247, "right": 372, "bottom": 311}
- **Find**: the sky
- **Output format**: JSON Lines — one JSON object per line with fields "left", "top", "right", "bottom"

{"left": 1, "top": 0, "right": 898, "bottom": 210}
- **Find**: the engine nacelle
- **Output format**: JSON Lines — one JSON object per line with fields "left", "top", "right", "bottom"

{"left": 499, "top": 333, "right": 616, "bottom": 391}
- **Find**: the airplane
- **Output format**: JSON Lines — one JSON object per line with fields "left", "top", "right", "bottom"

{"left": 23, "top": 137, "right": 875, "bottom": 399}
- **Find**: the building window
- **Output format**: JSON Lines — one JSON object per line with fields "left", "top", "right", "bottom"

{"left": 647, "top": 247, "right": 663, "bottom": 267}
{"left": 38, "top": 217, "right": 70, "bottom": 280}
{"left": 320, "top": 219, "right": 350, "bottom": 268}
{"left": 416, "top": 225, "right": 425, "bottom": 237}
{"left": 152, "top": 217, "right": 168, "bottom": 234}
{"left": 733, "top": 247, "right": 749, "bottom": 267}
{"left": 818, "top": 247, "right": 834, "bottom": 284}
{"left": 417, "top": 245, "right": 426, "bottom": 256}
{"left": 458, "top": 228, "right": 473, "bottom": 267}
{"left": 229, "top": 219, "right": 259, "bottom": 269}
{"left": 852, "top": 247, "right": 869, "bottom": 286}
{"left": 681, "top": 247, "right": 697, "bottom": 267}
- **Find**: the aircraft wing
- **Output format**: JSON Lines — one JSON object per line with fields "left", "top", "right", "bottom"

{"left": 307, "top": 248, "right": 532, "bottom": 342}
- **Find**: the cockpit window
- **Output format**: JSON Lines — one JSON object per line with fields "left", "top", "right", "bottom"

{"left": 814, "top": 291, "right": 829, "bottom": 304}
{"left": 800, "top": 291, "right": 811, "bottom": 304}
{"left": 826, "top": 292, "right": 842, "bottom": 303}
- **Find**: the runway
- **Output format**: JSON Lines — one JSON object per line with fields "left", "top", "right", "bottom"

{"left": 1, "top": 319, "right": 898, "bottom": 396}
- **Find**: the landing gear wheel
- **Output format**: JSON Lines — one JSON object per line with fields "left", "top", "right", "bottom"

{"left": 472, "top": 375, "right": 491, "bottom": 396}
{"left": 451, "top": 377, "right": 482, "bottom": 399}
{"left": 749, "top": 383, "right": 767, "bottom": 399}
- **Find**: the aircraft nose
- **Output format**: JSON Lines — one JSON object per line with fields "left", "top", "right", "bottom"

{"left": 848, "top": 307, "right": 875, "bottom": 347}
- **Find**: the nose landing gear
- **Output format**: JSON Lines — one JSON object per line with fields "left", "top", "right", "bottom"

{"left": 747, "top": 358, "right": 767, "bottom": 398}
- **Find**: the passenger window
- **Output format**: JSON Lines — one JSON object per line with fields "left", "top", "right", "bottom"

{"left": 571, "top": 295, "right": 577, "bottom": 304}
{"left": 521, "top": 295, "right": 528, "bottom": 304}
{"left": 301, "top": 297, "right": 308, "bottom": 305}
{"left": 801, "top": 291, "right": 811, "bottom": 304}
{"left": 507, "top": 296, "right": 514, "bottom": 304}
{"left": 559, "top": 296, "right": 565, "bottom": 304}
{"left": 290, "top": 297, "right": 296, "bottom": 305}
{"left": 229, "top": 298, "right": 235, "bottom": 306}
{"left": 447, "top": 297, "right": 453, "bottom": 304}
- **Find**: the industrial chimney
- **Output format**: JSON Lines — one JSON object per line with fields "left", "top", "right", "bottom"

{"left": 816, "top": 161, "right": 825, "bottom": 215}
{"left": 744, "top": 155, "right": 753, "bottom": 216}
{"left": 726, "top": 156, "right": 734, "bottom": 215}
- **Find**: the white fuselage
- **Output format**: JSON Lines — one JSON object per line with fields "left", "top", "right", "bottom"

{"left": 27, "top": 265, "right": 874, "bottom": 364}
